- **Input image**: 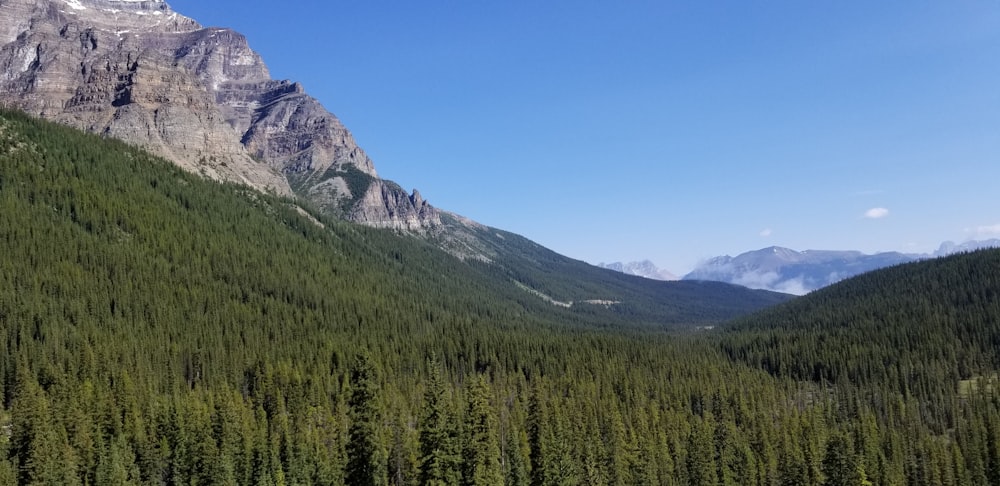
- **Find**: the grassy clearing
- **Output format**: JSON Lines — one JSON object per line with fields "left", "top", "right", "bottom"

{"left": 959, "top": 373, "right": 999, "bottom": 399}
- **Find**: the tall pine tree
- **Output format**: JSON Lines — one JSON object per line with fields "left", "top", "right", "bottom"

{"left": 346, "top": 354, "right": 388, "bottom": 486}
{"left": 419, "top": 356, "right": 459, "bottom": 485}
{"left": 461, "top": 374, "right": 502, "bottom": 486}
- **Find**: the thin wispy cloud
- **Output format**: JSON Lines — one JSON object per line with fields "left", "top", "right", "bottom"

{"left": 760, "top": 228, "right": 773, "bottom": 237}
{"left": 966, "top": 223, "right": 1000, "bottom": 237}
{"left": 864, "top": 207, "right": 890, "bottom": 219}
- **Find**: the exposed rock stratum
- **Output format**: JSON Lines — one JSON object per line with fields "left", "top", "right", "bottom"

{"left": 0, "top": 0, "right": 439, "bottom": 229}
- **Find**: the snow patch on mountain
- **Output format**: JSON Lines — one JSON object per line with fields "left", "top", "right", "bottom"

{"left": 597, "top": 260, "right": 679, "bottom": 281}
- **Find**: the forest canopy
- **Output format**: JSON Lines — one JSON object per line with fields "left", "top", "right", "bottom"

{"left": 1, "top": 110, "right": 999, "bottom": 485}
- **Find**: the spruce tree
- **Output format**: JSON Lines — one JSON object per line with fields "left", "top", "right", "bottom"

{"left": 686, "top": 417, "right": 718, "bottom": 486}
{"left": 419, "top": 357, "right": 459, "bottom": 485}
{"left": 461, "top": 374, "right": 503, "bottom": 486}
{"left": 822, "top": 434, "right": 867, "bottom": 486}
{"left": 346, "top": 354, "right": 388, "bottom": 486}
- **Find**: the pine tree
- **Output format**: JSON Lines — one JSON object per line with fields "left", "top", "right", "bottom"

{"left": 419, "top": 357, "right": 459, "bottom": 485}
{"left": 461, "top": 374, "right": 503, "bottom": 486}
{"left": 94, "top": 435, "right": 141, "bottom": 485}
{"left": 822, "top": 434, "right": 868, "bottom": 486}
{"left": 9, "top": 372, "right": 77, "bottom": 485}
{"left": 527, "top": 382, "right": 546, "bottom": 486}
{"left": 686, "top": 417, "right": 718, "bottom": 486}
{"left": 346, "top": 354, "right": 388, "bottom": 486}
{"left": 505, "top": 426, "right": 529, "bottom": 486}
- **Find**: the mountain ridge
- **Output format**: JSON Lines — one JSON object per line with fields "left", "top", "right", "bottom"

{"left": 597, "top": 260, "right": 678, "bottom": 281}
{"left": 0, "top": 0, "right": 439, "bottom": 230}
{"left": 681, "top": 240, "right": 1000, "bottom": 294}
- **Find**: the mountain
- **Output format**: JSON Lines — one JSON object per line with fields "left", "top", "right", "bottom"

{"left": 0, "top": 0, "right": 798, "bottom": 314}
{"left": 934, "top": 239, "right": 1000, "bottom": 257}
{"left": 0, "top": 109, "right": 790, "bottom": 331}
{"left": 684, "top": 241, "right": 1000, "bottom": 295}
{"left": 0, "top": 0, "right": 437, "bottom": 229}
{"left": 2, "top": 112, "right": 997, "bottom": 483}
{"left": 683, "top": 246, "right": 913, "bottom": 295}
{"left": 0, "top": 109, "right": 788, "bottom": 482}
{"left": 597, "top": 260, "right": 678, "bottom": 281}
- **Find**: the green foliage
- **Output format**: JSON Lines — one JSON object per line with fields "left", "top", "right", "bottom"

{"left": 461, "top": 375, "right": 502, "bottom": 486}
{"left": 419, "top": 357, "right": 459, "bottom": 486}
{"left": 1, "top": 110, "right": 999, "bottom": 485}
{"left": 346, "top": 354, "right": 387, "bottom": 486}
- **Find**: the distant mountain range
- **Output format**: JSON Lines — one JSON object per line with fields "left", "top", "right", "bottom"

{"left": 680, "top": 240, "right": 1000, "bottom": 295}
{"left": 597, "top": 260, "right": 679, "bottom": 281}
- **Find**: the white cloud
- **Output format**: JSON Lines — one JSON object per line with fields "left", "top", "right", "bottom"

{"left": 773, "top": 277, "right": 810, "bottom": 296}
{"left": 733, "top": 270, "right": 781, "bottom": 289}
{"left": 731, "top": 271, "right": 811, "bottom": 296}
{"left": 759, "top": 228, "right": 773, "bottom": 237}
{"left": 864, "top": 207, "right": 890, "bottom": 219}
{"left": 968, "top": 223, "right": 1000, "bottom": 237}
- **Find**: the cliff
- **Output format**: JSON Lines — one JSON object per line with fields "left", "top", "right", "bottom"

{"left": 0, "top": 0, "right": 440, "bottom": 228}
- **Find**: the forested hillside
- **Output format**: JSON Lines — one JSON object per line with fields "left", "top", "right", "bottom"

{"left": 1, "top": 110, "right": 999, "bottom": 485}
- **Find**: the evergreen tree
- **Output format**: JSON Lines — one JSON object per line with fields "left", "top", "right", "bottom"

{"left": 527, "top": 383, "right": 545, "bottom": 486}
{"left": 461, "top": 374, "right": 503, "bottom": 486}
{"left": 94, "top": 435, "right": 141, "bottom": 485}
{"left": 505, "top": 427, "right": 529, "bottom": 486}
{"left": 9, "top": 372, "right": 78, "bottom": 485}
{"left": 686, "top": 417, "right": 718, "bottom": 486}
{"left": 822, "top": 434, "right": 869, "bottom": 486}
{"left": 419, "top": 356, "right": 459, "bottom": 485}
{"left": 346, "top": 354, "right": 388, "bottom": 486}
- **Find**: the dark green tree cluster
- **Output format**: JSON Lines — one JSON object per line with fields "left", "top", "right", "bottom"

{"left": 1, "top": 109, "right": 999, "bottom": 484}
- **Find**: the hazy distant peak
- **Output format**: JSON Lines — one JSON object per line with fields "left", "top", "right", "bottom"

{"left": 684, "top": 239, "right": 1000, "bottom": 295}
{"left": 598, "top": 260, "right": 678, "bottom": 281}
{"left": 935, "top": 239, "right": 1000, "bottom": 257}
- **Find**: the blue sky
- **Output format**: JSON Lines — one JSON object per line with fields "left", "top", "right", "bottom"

{"left": 170, "top": 0, "right": 1000, "bottom": 274}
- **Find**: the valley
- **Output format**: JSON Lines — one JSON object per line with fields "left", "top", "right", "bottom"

{"left": 1, "top": 0, "right": 999, "bottom": 485}
{"left": 0, "top": 108, "right": 999, "bottom": 485}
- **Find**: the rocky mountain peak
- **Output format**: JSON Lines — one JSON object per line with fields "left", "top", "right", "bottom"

{"left": 0, "top": 0, "right": 438, "bottom": 229}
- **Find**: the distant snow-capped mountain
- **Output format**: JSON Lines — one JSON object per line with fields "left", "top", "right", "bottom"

{"left": 934, "top": 239, "right": 1000, "bottom": 257}
{"left": 682, "top": 240, "right": 1000, "bottom": 295}
{"left": 598, "top": 260, "right": 679, "bottom": 281}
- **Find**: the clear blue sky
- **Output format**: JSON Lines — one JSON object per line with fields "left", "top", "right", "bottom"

{"left": 170, "top": 0, "right": 1000, "bottom": 274}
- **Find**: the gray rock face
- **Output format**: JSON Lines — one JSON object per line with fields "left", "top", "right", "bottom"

{"left": 351, "top": 184, "right": 441, "bottom": 230}
{"left": 0, "top": 0, "right": 437, "bottom": 228}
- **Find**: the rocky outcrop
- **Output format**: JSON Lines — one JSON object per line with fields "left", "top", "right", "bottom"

{"left": 0, "top": 0, "right": 437, "bottom": 229}
{"left": 351, "top": 184, "right": 441, "bottom": 230}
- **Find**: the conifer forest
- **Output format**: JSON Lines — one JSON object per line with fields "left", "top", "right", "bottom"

{"left": 2, "top": 110, "right": 1000, "bottom": 485}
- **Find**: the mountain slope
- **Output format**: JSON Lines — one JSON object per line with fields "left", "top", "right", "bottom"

{"left": 0, "top": 109, "right": 786, "bottom": 337}
{"left": 718, "top": 248, "right": 1000, "bottom": 409}
{"left": 0, "top": 110, "right": 797, "bottom": 483}
{"left": 0, "top": 0, "right": 436, "bottom": 229}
